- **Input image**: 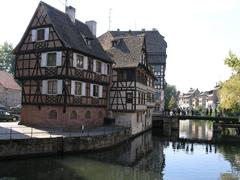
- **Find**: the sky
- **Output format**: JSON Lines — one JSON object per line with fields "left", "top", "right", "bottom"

{"left": 1, "top": 0, "right": 239, "bottom": 92}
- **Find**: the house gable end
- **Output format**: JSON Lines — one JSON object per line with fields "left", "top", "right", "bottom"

{"left": 14, "top": 2, "right": 65, "bottom": 54}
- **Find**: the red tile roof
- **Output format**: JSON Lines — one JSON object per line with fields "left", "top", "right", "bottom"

{"left": 0, "top": 71, "right": 21, "bottom": 91}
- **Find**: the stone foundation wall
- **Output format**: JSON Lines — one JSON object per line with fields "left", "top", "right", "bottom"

{"left": 0, "top": 128, "right": 131, "bottom": 159}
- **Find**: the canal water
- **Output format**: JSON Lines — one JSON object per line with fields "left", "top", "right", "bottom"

{"left": 0, "top": 120, "right": 240, "bottom": 180}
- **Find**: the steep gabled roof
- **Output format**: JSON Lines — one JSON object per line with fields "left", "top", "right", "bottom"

{"left": 106, "top": 35, "right": 145, "bottom": 68}
{"left": 108, "top": 30, "right": 167, "bottom": 54}
{"left": 0, "top": 71, "right": 21, "bottom": 91}
{"left": 15, "top": 1, "right": 112, "bottom": 63}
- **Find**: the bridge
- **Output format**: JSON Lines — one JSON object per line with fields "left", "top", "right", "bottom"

{"left": 152, "top": 114, "right": 240, "bottom": 130}
{"left": 152, "top": 114, "right": 239, "bottom": 122}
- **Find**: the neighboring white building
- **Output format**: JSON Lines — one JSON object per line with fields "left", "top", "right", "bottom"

{"left": 178, "top": 88, "right": 200, "bottom": 109}
{"left": 0, "top": 71, "right": 21, "bottom": 107}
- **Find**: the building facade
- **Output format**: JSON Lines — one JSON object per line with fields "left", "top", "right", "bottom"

{"left": 99, "top": 30, "right": 167, "bottom": 112}
{"left": 178, "top": 88, "right": 200, "bottom": 109}
{"left": 99, "top": 34, "right": 156, "bottom": 135}
{"left": 0, "top": 71, "right": 21, "bottom": 107}
{"left": 14, "top": 2, "right": 113, "bottom": 128}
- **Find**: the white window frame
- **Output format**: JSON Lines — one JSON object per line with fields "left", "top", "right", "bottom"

{"left": 75, "top": 81, "right": 83, "bottom": 96}
{"left": 71, "top": 81, "right": 86, "bottom": 96}
{"left": 90, "top": 84, "right": 103, "bottom": 98}
{"left": 42, "top": 79, "right": 62, "bottom": 95}
{"left": 41, "top": 51, "right": 62, "bottom": 67}
{"left": 95, "top": 60, "right": 102, "bottom": 74}
{"left": 32, "top": 28, "right": 49, "bottom": 42}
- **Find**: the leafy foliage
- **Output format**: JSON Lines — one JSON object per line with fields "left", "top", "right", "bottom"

{"left": 168, "top": 96, "right": 177, "bottom": 109}
{"left": 0, "top": 42, "right": 15, "bottom": 74}
{"left": 164, "top": 85, "right": 178, "bottom": 109}
{"left": 219, "top": 74, "right": 240, "bottom": 112}
{"left": 224, "top": 51, "right": 240, "bottom": 74}
{"left": 219, "top": 51, "right": 240, "bottom": 112}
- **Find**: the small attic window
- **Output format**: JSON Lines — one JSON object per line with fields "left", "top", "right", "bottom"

{"left": 112, "top": 41, "right": 117, "bottom": 47}
{"left": 85, "top": 37, "right": 93, "bottom": 46}
{"left": 112, "top": 39, "right": 121, "bottom": 47}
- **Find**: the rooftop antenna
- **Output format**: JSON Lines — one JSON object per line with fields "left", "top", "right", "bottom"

{"left": 108, "top": 8, "right": 112, "bottom": 31}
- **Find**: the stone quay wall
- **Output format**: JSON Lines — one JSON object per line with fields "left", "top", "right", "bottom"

{"left": 0, "top": 128, "right": 131, "bottom": 159}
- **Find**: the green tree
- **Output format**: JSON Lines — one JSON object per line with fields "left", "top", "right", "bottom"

{"left": 219, "top": 51, "right": 240, "bottom": 112}
{"left": 168, "top": 95, "right": 177, "bottom": 109}
{"left": 0, "top": 42, "right": 15, "bottom": 74}
{"left": 164, "top": 85, "right": 178, "bottom": 109}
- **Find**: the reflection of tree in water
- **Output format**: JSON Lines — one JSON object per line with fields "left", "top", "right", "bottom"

{"left": 218, "top": 144, "right": 240, "bottom": 176}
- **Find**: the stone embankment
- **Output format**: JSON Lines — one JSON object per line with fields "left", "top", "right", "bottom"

{"left": 0, "top": 124, "right": 131, "bottom": 159}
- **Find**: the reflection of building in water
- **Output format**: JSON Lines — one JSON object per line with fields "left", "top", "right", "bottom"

{"left": 179, "top": 120, "right": 213, "bottom": 140}
{"left": 85, "top": 131, "right": 153, "bottom": 166}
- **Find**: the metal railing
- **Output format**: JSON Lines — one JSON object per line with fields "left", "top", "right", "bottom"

{"left": 0, "top": 126, "right": 129, "bottom": 140}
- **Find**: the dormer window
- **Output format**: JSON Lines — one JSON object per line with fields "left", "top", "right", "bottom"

{"left": 112, "top": 41, "right": 117, "bottom": 47}
{"left": 86, "top": 38, "right": 92, "bottom": 46}
{"left": 84, "top": 37, "right": 93, "bottom": 46}
{"left": 112, "top": 39, "right": 121, "bottom": 47}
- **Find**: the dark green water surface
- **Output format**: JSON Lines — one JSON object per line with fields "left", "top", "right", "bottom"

{"left": 0, "top": 120, "right": 240, "bottom": 180}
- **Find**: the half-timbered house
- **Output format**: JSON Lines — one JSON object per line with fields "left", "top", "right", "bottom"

{"left": 99, "top": 30, "right": 167, "bottom": 113}
{"left": 13, "top": 2, "right": 113, "bottom": 128}
{"left": 102, "top": 34, "right": 156, "bottom": 135}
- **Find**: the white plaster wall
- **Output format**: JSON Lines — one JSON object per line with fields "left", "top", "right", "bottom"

{"left": 114, "top": 112, "right": 146, "bottom": 135}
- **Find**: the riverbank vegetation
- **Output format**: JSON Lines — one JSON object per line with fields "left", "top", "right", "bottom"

{"left": 219, "top": 51, "right": 240, "bottom": 114}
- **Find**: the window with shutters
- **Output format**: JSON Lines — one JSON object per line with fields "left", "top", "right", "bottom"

{"left": 76, "top": 54, "right": 84, "bottom": 68}
{"left": 75, "top": 81, "right": 82, "bottom": 96}
{"left": 48, "top": 80, "right": 57, "bottom": 94}
{"left": 37, "top": 29, "right": 45, "bottom": 41}
{"left": 93, "top": 84, "right": 99, "bottom": 97}
{"left": 47, "top": 52, "right": 56, "bottom": 66}
{"left": 96, "top": 61, "right": 101, "bottom": 73}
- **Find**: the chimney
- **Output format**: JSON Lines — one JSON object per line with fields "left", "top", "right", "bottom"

{"left": 65, "top": 6, "right": 76, "bottom": 23}
{"left": 141, "top": 28, "right": 145, "bottom": 32}
{"left": 86, "top": 21, "right": 97, "bottom": 37}
{"left": 152, "top": 28, "right": 157, "bottom": 31}
{"left": 117, "top": 28, "right": 120, "bottom": 31}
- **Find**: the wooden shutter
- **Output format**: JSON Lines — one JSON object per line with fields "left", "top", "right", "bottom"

{"left": 56, "top": 52, "right": 62, "bottom": 66}
{"left": 90, "top": 84, "right": 93, "bottom": 96}
{"left": 73, "top": 53, "right": 77, "bottom": 67}
{"left": 41, "top": 80, "right": 47, "bottom": 94}
{"left": 41, "top": 53, "right": 47, "bottom": 67}
{"left": 44, "top": 28, "right": 49, "bottom": 40}
{"left": 71, "top": 81, "right": 75, "bottom": 95}
{"left": 32, "top": 30, "right": 36, "bottom": 42}
{"left": 83, "top": 56, "right": 88, "bottom": 70}
{"left": 57, "top": 80, "right": 63, "bottom": 94}
{"left": 82, "top": 82, "right": 86, "bottom": 96}
{"left": 101, "top": 62, "right": 105, "bottom": 74}
{"left": 99, "top": 85, "right": 103, "bottom": 98}
{"left": 93, "top": 60, "right": 96, "bottom": 72}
